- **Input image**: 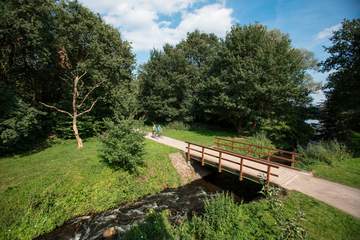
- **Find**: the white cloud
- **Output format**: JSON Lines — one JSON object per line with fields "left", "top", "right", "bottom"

{"left": 177, "top": 4, "right": 232, "bottom": 37}
{"left": 80, "top": 1, "right": 233, "bottom": 51}
{"left": 316, "top": 23, "right": 341, "bottom": 41}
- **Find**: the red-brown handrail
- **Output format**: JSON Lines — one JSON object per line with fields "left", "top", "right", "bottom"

{"left": 214, "top": 137, "right": 299, "bottom": 167}
{"left": 186, "top": 142, "right": 279, "bottom": 184}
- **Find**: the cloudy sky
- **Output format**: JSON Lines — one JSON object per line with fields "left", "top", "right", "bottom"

{"left": 80, "top": 0, "right": 359, "bottom": 103}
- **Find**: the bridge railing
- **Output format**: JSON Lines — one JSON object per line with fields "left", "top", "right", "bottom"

{"left": 186, "top": 142, "right": 279, "bottom": 184}
{"left": 214, "top": 137, "right": 299, "bottom": 167}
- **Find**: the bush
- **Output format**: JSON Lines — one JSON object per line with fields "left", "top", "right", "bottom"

{"left": 0, "top": 93, "right": 44, "bottom": 155}
{"left": 298, "top": 140, "right": 351, "bottom": 166}
{"left": 99, "top": 119, "right": 145, "bottom": 172}
{"left": 349, "top": 131, "right": 360, "bottom": 156}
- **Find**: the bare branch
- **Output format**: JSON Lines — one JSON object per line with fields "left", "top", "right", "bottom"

{"left": 78, "top": 80, "right": 105, "bottom": 108}
{"left": 40, "top": 102, "right": 73, "bottom": 118}
{"left": 78, "top": 71, "right": 87, "bottom": 81}
{"left": 77, "top": 99, "right": 98, "bottom": 117}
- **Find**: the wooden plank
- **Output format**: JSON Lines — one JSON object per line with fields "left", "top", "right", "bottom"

{"left": 266, "top": 165, "right": 271, "bottom": 184}
{"left": 239, "top": 157, "right": 243, "bottom": 181}
{"left": 187, "top": 143, "right": 190, "bottom": 162}
{"left": 218, "top": 152, "right": 222, "bottom": 172}
{"left": 201, "top": 147, "right": 205, "bottom": 166}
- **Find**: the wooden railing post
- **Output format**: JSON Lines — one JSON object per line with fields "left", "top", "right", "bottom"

{"left": 291, "top": 153, "right": 295, "bottom": 167}
{"left": 247, "top": 145, "right": 251, "bottom": 155}
{"left": 239, "top": 157, "right": 243, "bottom": 181}
{"left": 218, "top": 151, "right": 222, "bottom": 172}
{"left": 201, "top": 147, "right": 205, "bottom": 166}
{"left": 266, "top": 165, "right": 271, "bottom": 185}
{"left": 187, "top": 143, "right": 191, "bottom": 162}
{"left": 215, "top": 138, "right": 219, "bottom": 148}
{"left": 267, "top": 151, "right": 271, "bottom": 161}
{"left": 231, "top": 141, "right": 234, "bottom": 151}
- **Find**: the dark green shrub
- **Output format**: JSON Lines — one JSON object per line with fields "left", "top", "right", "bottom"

{"left": 0, "top": 92, "right": 44, "bottom": 155}
{"left": 349, "top": 131, "right": 360, "bottom": 156}
{"left": 99, "top": 119, "right": 145, "bottom": 172}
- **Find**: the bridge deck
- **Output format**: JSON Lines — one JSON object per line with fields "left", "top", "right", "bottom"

{"left": 185, "top": 142, "right": 310, "bottom": 186}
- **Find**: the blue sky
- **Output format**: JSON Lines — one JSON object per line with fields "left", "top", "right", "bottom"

{"left": 80, "top": 0, "right": 359, "bottom": 103}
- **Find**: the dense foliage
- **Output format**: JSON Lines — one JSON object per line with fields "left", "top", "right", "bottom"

{"left": 100, "top": 119, "right": 145, "bottom": 172}
{"left": 320, "top": 19, "right": 360, "bottom": 144}
{"left": 139, "top": 25, "right": 318, "bottom": 147}
{"left": 139, "top": 31, "right": 221, "bottom": 123}
{"left": 0, "top": 0, "right": 134, "bottom": 154}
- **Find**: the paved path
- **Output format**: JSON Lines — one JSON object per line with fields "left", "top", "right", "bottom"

{"left": 145, "top": 133, "right": 360, "bottom": 218}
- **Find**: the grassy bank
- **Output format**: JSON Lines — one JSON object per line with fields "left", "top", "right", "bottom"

{"left": 124, "top": 191, "right": 360, "bottom": 240}
{"left": 284, "top": 191, "right": 360, "bottom": 240}
{"left": 0, "top": 139, "right": 180, "bottom": 240}
{"left": 309, "top": 158, "right": 360, "bottom": 188}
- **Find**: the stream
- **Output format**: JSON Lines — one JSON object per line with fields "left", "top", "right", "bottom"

{"left": 35, "top": 168, "right": 262, "bottom": 240}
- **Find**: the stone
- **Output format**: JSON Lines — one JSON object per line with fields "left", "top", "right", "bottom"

{"left": 102, "top": 227, "right": 117, "bottom": 239}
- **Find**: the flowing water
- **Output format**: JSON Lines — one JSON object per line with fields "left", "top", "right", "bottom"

{"left": 35, "top": 168, "right": 262, "bottom": 240}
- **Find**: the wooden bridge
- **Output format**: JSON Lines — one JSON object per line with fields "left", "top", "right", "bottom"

{"left": 145, "top": 133, "right": 360, "bottom": 218}
{"left": 185, "top": 140, "right": 304, "bottom": 186}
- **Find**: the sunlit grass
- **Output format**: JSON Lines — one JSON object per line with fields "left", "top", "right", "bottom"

{"left": 0, "top": 138, "right": 180, "bottom": 239}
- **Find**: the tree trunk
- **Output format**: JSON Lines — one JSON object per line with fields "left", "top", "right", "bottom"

{"left": 73, "top": 115, "right": 83, "bottom": 149}
{"left": 72, "top": 75, "right": 83, "bottom": 149}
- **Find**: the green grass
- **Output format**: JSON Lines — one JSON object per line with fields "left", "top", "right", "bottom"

{"left": 163, "top": 128, "right": 236, "bottom": 146}
{"left": 0, "top": 138, "right": 180, "bottom": 240}
{"left": 284, "top": 191, "right": 360, "bottom": 240}
{"left": 309, "top": 158, "right": 360, "bottom": 188}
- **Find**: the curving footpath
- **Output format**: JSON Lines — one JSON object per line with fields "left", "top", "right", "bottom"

{"left": 145, "top": 133, "right": 360, "bottom": 219}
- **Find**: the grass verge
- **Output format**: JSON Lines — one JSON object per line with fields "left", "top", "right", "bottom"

{"left": 284, "top": 191, "right": 360, "bottom": 240}
{"left": 309, "top": 158, "right": 360, "bottom": 188}
{"left": 0, "top": 138, "right": 180, "bottom": 240}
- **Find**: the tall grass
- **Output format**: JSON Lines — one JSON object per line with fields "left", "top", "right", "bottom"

{"left": 298, "top": 140, "right": 351, "bottom": 166}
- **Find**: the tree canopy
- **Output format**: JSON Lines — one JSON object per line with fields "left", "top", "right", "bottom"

{"left": 0, "top": 0, "right": 135, "bottom": 154}
{"left": 138, "top": 25, "right": 318, "bottom": 146}
{"left": 320, "top": 19, "right": 360, "bottom": 141}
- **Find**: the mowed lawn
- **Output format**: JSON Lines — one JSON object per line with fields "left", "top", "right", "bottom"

{"left": 0, "top": 139, "right": 180, "bottom": 240}
{"left": 310, "top": 158, "right": 360, "bottom": 188}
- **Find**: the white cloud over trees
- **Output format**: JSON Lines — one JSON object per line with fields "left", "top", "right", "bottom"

{"left": 81, "top": 0, "right": 233, "bottom": 51}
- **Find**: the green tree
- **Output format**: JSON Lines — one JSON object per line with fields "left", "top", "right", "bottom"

{"left": 198, "top": 24, "right": 317, "bottom": 144}
{"left": 138, "top": 31, "right": 221, "bottom": 123}
{"left": 0, "top": 0, "right": 135, "bottom": 150}
{"left": 100, "top": 119, "right": 145, "bottom": 172}
{"left": 321, "top": 19, "right": 360, "bottom": 141}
